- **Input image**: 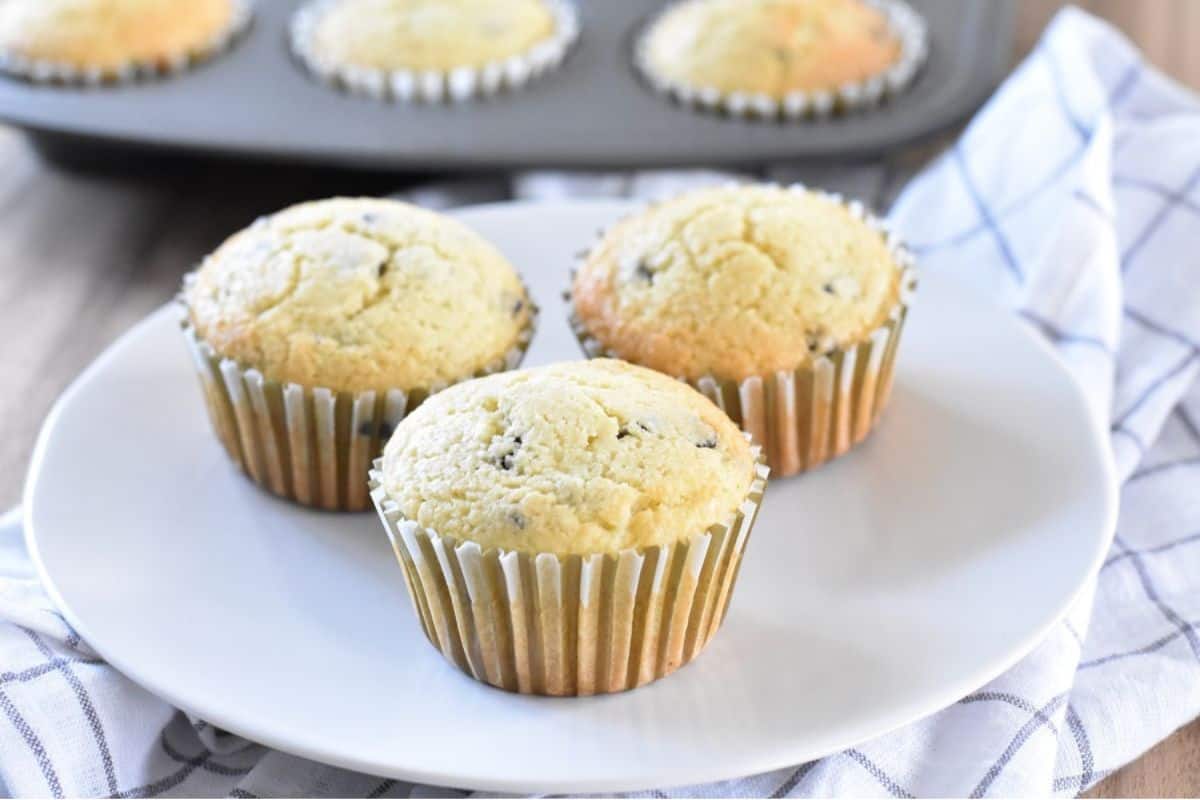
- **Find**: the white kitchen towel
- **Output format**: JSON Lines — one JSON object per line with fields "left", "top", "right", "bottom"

{"left": 2, "top": 7, "right": 1200, "bottom": 797}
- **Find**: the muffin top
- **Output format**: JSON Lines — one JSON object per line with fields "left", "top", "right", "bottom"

{"left": 379, "top": 359, "right": 757, "bottom": 556}
{"left": 303, "top": 0, "right": 558, "bottom": 72}
{"left": 0, "top": 0, "right": 239, "bottom": 73}
{"left": 572, "top": 184, "right": 906, "bottom": 381}
{"left": 641, "top": 0, "right": 902, "bottom": 99}
{"left": 186, "top": 197, "right": 532, "bottom": 394}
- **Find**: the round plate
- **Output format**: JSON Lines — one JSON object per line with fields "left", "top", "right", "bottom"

{"left": 25, "top": 201, "right": 1116, "bottom": 794}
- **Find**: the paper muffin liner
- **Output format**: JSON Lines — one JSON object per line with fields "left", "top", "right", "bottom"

{"left": 634, "top": 0, "right": 928, "bottom": 120}
{"left": 0, "top": 0, "right": 253, "bottom": 86}
{"left": 180, "top": 302, "right": 537, "bottom": 512}
{"left": 289, "top": 0, "right": 579, "bottom": 103}
{"left": 368, "top": 437, "right": 768, "bottom": 695}
{"left": 567, "top": 184, "right": 917, "bottom": 478}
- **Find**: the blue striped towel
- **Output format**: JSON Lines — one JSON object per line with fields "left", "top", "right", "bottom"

{"left": 1, "top": 8, "right": 1198, "bottom": 797}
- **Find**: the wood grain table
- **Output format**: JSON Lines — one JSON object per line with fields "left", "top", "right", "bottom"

{"left": 0, "top": 1, "right": 1197, "bottom": 796}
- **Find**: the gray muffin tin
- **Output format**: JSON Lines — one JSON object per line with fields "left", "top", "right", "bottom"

{"left": 0, "top": 0, "right": 1014, "bottom": 169}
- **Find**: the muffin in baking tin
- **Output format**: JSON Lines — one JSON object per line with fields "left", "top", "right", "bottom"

{"left": 290, "top": 0, "right": 579, "bottom": 102}
{"left": 636, "top": 0, "right": 928, "bottom": 119}
{"left": 0, "top": 0, "right": 251, "bottom": 84}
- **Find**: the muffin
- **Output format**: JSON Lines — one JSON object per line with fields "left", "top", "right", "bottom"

{"left": 636, "top": 0, "right": 927, "bottom": 119}
{"left": 290, "top": 0, "right": 579, "bottom": 102}
{"left": 369, "top": 359, "right": 768, "bottom": 695}
{"left": 0, "top": 0, "right": 251, "bottom": 84}
{"left": 569, "top": 184, "right": 916, "bottom": 477}
{"left": 182, "top": 197, "right": 536, "bottom": 511}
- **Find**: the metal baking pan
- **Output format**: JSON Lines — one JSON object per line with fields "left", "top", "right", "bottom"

{"left": 0, "top": 0, "right": 1014, "bottom": 170}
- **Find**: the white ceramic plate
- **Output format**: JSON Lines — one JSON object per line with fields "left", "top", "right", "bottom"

{"left": 25, "top": 201, "right": 1116, "bottom": 794}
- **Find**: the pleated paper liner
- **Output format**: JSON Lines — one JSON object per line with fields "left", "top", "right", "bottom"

{"left": 0, "top": 0, "right": 253, "bottom": 86}
{"left": 368, "top": 440, "right": 768, "bottom": 696}
{"left": 634, "top": 0, "right": 928, "bottom": 121}
{"left": 566, "top": 185, "right": 917, "bottom": 477}
{"left": 289, "top": 0, "right": 579, "bottom": 103}
{"left": 570, "top": 305, "right": 909, "bottom": 478}
{"left": 180, "top": 310, "right": 536, "bottom": 512}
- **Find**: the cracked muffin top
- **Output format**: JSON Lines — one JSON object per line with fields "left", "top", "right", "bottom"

{"left": 301, "top": 0, "right": 557, "bottom": 73}
{"left": 185, "top": 197, "right": 532, "bottom": 394}
{"left": 0, "top": 0, "right": 240, "bottom": 75}
{"left": 379, "top": 359, "right": 757, "bottom": 555}
{"left": 640, "top": 0, "right": 902, "bottom": 99}
{"left": 571, "top": 184, "right": 904, "bottom": 381}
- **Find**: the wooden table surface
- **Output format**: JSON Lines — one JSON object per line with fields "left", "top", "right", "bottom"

{"left": 1, "top": 1, "right": 1197, "bottom": 796}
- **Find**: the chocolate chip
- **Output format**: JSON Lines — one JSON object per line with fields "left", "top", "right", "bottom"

{"left": 824, "top": 276, "right": 860, "bottom": 300}
{"left": 697, "top": 437, "right": 718, "bottom": 449}
{"left": 806, "top": 328, "right": 836, "bottom": 356}
{"left": 358, "top": 420, "right": 393, "bottom": 439}
{"left": 492, "top": 434, "right": 522, "bottom": 471}
{"left": 512, "top": 299, "right": 524, "bottom": 315}
{"left": 510, "top": 511, "right": 526, "bottom": 529}
{"left": 617, "top": 420, "right": 653, "bottom": 439}
{"left": 633, "top": 261, "right": 655, "bottom": 283}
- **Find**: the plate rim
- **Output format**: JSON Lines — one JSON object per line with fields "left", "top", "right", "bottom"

{"left": 22, "top": 199, "right": 1119, "bottom": 793}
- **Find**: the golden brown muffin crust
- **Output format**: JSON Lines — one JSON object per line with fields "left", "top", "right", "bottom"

{"left": 306, "top": 0, "right": 557, "bottom": 72}
{"left": 186, "top": 197, "right": 532, "bottom": 394}
{"left": 380, "top": 359, "right": 756, "bottom": 556}
{"left": 572, "top": 184, "right": 905, "bottom": 381}
{"left": 642, "top": 0, "right": 902, "bottom": 99}
{"left": 0, "top": 0, "right": 238, "bottom": 73}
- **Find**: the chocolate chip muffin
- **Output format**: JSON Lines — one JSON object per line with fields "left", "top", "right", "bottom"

{"left": 290, "top": 0, "right": 578, "bottom": 102}
{"left": 570, "top": 183, "right": 916, "bottom": 476}
{"left": 0, "top": 0, "right": 250, "bottom": 84}
{"left": 182, "top": 197, "right": 536, "bottom": 511}
{"left": 636, "top": 0, "right": 927, "bottom": 118}
{"left": 369, "top": 359, "right": 768, "bottom": 694}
